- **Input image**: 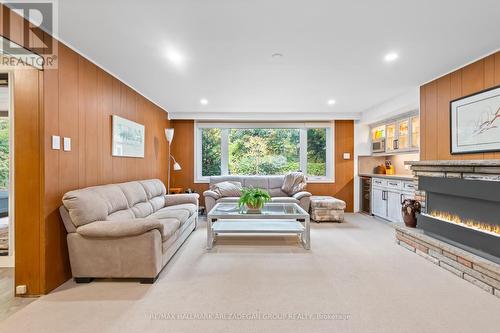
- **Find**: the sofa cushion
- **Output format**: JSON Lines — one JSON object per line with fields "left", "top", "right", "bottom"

{"left": 149, "top": 207, "right": 190, "bottom": 223}
{"left": 210, "top": 181, "right": 242, "bottom": 197}
{"left": 119, "top": 182, "right": 148, "bottom": 206}
{"left": 107, "top": 209, "right": 135, "bottom": 221}
{"left": 157, "top": 218, "right": 180, "bottom": 240}
{"left": 268, "top": 188, "right": 289, "bottom": 197}
{"left": 139, "top": 179, "right": 166, "bottom": 199}
{"left": 63, "top": 189, "right": 109, "bottom": 227}
{"left": 76, "top": 218, "right": 164, "bottom": 239}
{"left": 217, "top": 197, "right": 240, "bottom": 203}
{"left": 92, "top": 185, "right": 130, "bottom": 214}
{"left": 150, "top": 196, "right": 166, "bottom": 212}
{"left": 162, "top": 203, "right": 197, "bottom": 216}
{"left": 243, "top": 177, "right": 268, "bottom": 189}
{"left": 131, "top": 202, "right": 154, "bottom": 218}
{"left": 268, "top": 176, "right": 285, "bottom": 189}
{"left": 271, "top": 197, "right": 300, "bottom": 204}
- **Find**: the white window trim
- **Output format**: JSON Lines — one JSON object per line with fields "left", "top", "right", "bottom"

{"left": 194, "top": 121, "right": 335, "bottom": 183}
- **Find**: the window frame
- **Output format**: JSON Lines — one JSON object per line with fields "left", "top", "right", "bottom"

{"left": 194, "top": 121, "right": 334, "bottom": 183}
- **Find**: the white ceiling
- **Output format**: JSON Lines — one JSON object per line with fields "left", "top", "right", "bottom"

{"left": 53, "top": 0, "right": 500, "bottom": 120}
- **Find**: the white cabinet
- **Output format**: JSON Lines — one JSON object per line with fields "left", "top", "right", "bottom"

{"left": 371, "top": 187, "right": 386, "bottom": 217}
{"left": 387, "top": 191, "right": 403, "bottom": 223}
{"left": 371, "top": 177, "right": 416, "bottom": 223}
{"left": 370, "top": 112, "right": 419, "bottom": 154}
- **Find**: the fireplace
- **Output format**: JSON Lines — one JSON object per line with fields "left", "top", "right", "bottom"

{"left": 417, "top": 175, "right": 500, "bottom": 264}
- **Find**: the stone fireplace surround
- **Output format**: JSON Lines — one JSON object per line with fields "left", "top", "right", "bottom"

{"left": 396, "top": 160, "right": 500, "bottom": 298}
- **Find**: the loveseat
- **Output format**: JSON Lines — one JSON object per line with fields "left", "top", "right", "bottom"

{"left": 203, "top": 175, "right": 311, "bottom": 214}
{"left": 60, "top": 179, "right": 198, "bottom": 283}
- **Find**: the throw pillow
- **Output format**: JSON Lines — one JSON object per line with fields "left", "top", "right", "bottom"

{"left": 210, "top": 181, "right": 243, "bottom": 197}
{"left": 281, "top": 172, "right": 307, "bottom": 195}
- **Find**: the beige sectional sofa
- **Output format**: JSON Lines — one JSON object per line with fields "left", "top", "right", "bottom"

{"left": 203, "top": 175, "right": 311, "bottom": 214}
{"left": 60, "top": 179, "right": 198, "bottom": 283}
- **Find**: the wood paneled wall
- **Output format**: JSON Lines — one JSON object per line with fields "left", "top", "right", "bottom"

{"left": 1, "top": 4, "right": 171, "bottom": 294}
{"left": 420, "top": 51, "right": 500, "bottom": 160}
{"left": 171, "top": 120, "right": 354, "bottom": 212}
{"left": 42, "top": 45, "right": 170, "bottom": 293}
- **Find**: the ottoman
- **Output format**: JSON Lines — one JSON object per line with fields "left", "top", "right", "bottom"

{"left": 310, "top": 196, "right": 346, "bottom": 222}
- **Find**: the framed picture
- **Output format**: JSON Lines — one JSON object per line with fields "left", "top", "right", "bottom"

{"left": 112, "top": 115, "right": 145, "bottom": 158}
{"left": 450, "top": 85, "right": 500, "bottom": 154}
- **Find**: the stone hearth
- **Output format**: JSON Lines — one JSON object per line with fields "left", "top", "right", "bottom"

{"left": 399, "top": 160, "right": 500, "bottom": 297}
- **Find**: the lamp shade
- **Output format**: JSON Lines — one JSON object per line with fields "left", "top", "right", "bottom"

{"left": 173, "top": 162, "right": 182, "bottom": 171}
{"left": 165, "top": 128, "right": 174, "bottom": 143}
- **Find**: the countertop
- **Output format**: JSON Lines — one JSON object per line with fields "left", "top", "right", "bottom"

{"left": 359, "top": 173, "right": 415, "bottom": 181}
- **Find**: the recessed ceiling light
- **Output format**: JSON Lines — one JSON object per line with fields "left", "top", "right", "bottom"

{"left": 327, "top": 99, "right": 336, "bottom": 106}
{"left": 200, "top": 99, "right": 208, "bottom": 105}
{"left": 166, "top": 48, "right": 184, "bottom": 66}
{"left": 384, "top": 52, "right": 399, "bottom": 62}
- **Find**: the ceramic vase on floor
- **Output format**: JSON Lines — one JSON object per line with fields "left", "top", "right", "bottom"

{"left": 401, "top": 199, "right": 421, "bottom": 228}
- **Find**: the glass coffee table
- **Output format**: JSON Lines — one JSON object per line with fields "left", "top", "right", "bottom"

{"left": 207, "top": 203, "right": 310, "bottom": 250}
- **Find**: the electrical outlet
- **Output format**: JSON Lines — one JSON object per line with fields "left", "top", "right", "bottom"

{"left": 343, "top": 152, "right": 351, "bottom": 160}
{"left": 16, "top": 285, "right": 27, "bottom": 295}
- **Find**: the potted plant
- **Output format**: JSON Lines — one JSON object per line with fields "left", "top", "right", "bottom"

{"left": 238, "top": 187, "right": 271, "bottom": 213}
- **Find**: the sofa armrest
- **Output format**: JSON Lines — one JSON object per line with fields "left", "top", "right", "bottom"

{"left": 165, "top": 193, "right": 199, "bottom": 207}
{"left": 293, "top": 191, "right": 312, "bottom": 200}
{"left": 203, "top": 190, "right": 220, "bottom": 200}
{"left": 76, "top": 218, "right": 163, "bottom": 239}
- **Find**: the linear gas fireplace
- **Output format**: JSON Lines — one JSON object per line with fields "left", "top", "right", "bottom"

{"left": 408, "top": 161, "right": 500, "bottom": 264}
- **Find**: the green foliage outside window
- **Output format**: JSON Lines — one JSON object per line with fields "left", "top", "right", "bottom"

{"left": 307, "top": 128, "right": 327, "bottom": 176}
{"left": 229, "top": 128, "right": 299, "bottom": 175}
{"left": 200, "top": 126, "right": 328, "bottom": 177}
{"left": 201, "top": 128, "right": 221, "bottom": 176}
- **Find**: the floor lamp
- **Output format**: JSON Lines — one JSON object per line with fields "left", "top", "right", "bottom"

{"left": 165, "top": 128, "right": 182, "bottom": 194}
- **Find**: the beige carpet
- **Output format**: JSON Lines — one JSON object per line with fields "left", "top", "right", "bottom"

{"left": 1, "top": 214, "right": 499, "bottom": 333}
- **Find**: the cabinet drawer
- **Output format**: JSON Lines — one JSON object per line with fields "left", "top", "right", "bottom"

{"left": 372, "top": 178, "right": 387, "bottom": 187}
{"left": 386, "top": 180, "right": 402, "bottom": 189}
{"left": 403, "top": 181, "right": 417, "bottom": 191}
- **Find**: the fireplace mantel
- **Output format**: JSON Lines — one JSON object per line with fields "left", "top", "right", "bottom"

{"left": 405, "top": 160, "right": 500, "bottom": 167}
{"left": 404, "top": 160, "right": 500, "bottom": 182}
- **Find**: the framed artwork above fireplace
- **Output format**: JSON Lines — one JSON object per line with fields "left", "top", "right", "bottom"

{"left": 450, "top": 85, "right": 500, "bottom": 154}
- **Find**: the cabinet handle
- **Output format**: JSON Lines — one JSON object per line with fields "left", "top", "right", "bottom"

{"left": 389, "top": 182, "right": 398, "bottom": 186}
{"left": 393, "top": 139, "right": 398, "bottom": 149}
{"left": 400, "top": 193, "right": 404, "bottom": 204}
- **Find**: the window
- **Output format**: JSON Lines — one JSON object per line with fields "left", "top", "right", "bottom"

{"left": 196, "top": 122, "right": 333, "bottom": 182}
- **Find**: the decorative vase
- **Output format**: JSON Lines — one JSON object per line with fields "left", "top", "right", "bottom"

{"left": 401, "top": 199, "right": 421, "bottom": 228}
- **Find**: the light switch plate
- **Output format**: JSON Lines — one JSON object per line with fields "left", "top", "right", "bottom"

{"left": 52, "top": 135, "right": 60, "bottom": 150}
{"left": 63, "top": 137, "right": 71, "bottom": 151}
{"left": 343, "top": 152, "right": 351, "bottom": 160}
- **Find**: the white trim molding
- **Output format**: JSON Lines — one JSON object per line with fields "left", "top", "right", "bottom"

{"left": 172, "top": 112, "right": 360, "bottom": 121}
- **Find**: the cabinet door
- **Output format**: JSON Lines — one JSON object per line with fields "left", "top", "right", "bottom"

{"left": 398, "top": 119, "right": 409, "bottom": 150}
{"left": 387, "top": 191, "right": 403, "bottom": 223}
{"left": 411, "top": 116, "right": 420, "bottom": 149}
{"left": 372, "top": 187, "right": 386, "bottom": 217}
{"left": 386, "top": 123, "right": 396, "bottom": 152}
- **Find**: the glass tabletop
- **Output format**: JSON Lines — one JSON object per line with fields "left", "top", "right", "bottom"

{"left": 209, "top": 203, "right": 307, "bottom": 217}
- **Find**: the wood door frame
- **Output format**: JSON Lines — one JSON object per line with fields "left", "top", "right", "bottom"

{"left": 0, "top": 70, "right": 14, "bottom": 268}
